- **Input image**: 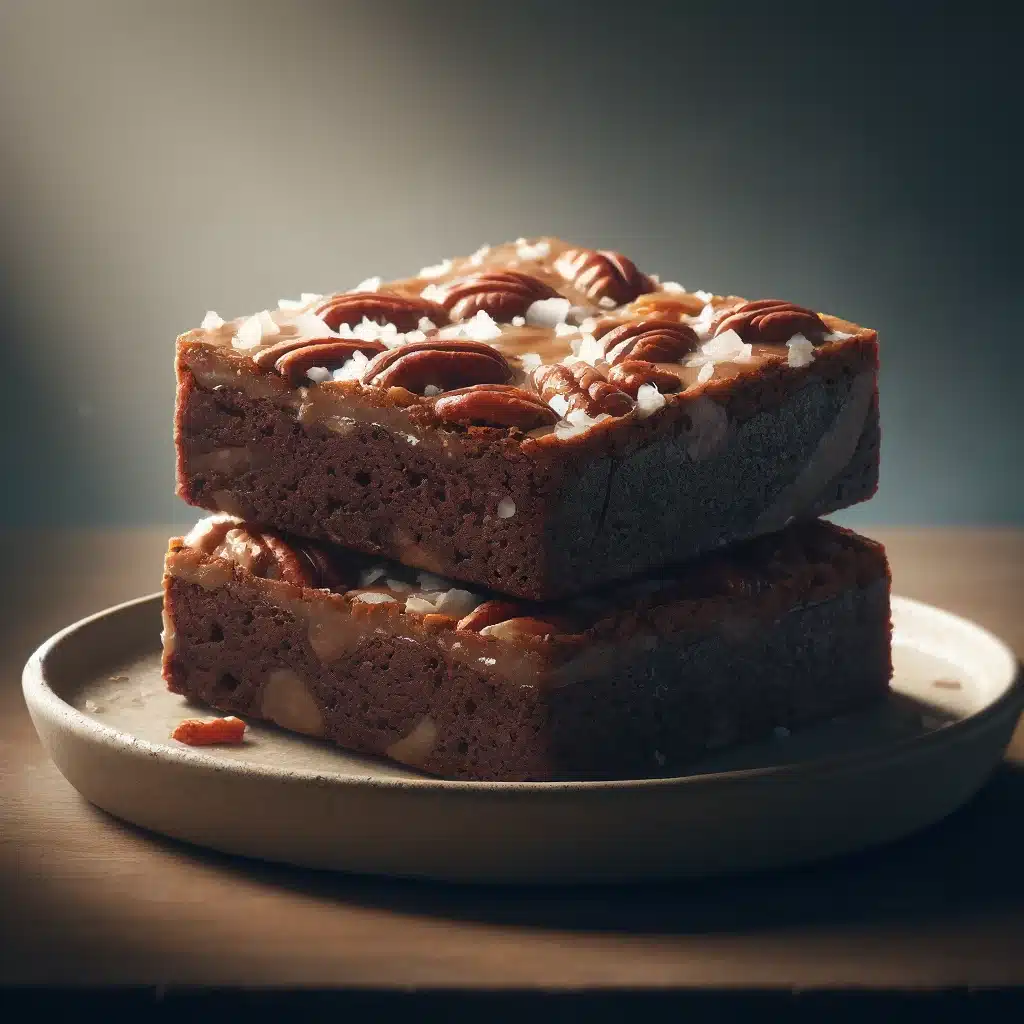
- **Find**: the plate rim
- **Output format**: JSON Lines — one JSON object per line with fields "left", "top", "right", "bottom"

{"left": 23, "top": 591, "right": 1023, "bottom": 796}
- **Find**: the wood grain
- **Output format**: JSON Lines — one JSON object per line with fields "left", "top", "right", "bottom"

{"left": 1, "top": 527, "right": 1022, "bottom": 988}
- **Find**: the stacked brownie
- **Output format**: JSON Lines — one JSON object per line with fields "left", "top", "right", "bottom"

{"left": 164, "top": 236, "right": 891, "bottom": 780}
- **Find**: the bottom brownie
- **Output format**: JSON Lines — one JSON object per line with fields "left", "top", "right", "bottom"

{"left": 162, "top": 516, "right": 892, "bottom": 782}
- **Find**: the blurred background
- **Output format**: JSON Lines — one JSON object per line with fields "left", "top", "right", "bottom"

{"left": 0, "top": 0, "right": 1019, "bottom": 529}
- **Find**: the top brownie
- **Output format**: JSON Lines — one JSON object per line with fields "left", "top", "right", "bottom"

{"left": 176, "top": 237, "right": 879, "bottom": 600}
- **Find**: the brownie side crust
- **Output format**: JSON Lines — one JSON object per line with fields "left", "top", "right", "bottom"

{"left": 176, "top": 340, "right": 878, "bottom": 600}
{"left": 162, "top": 524, "right": 892, "bottom": 782}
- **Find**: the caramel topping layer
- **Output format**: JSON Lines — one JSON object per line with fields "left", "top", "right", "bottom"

{"left": 181, "top": 236, "right": 873, "bottom": 441}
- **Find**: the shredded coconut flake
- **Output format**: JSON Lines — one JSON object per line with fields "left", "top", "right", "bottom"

{"left": 516, "top": 239, "right": 551, "bottom": 261}
{"left": 417, "top": 317, "right": 437, "bottom": 332}
{"left": 574, "top": 333, "right": 604, "bottom": 365}
{"left": 554, "top": 322, "right": 577, "bottom": 337}
{"left": 511, "top": 315, "right": 526, "bottom": 327}
{"left": 332, "top": 350, "right": 369, "bottom": 381}
{"left": 462, "top": 309, "right": 502, "bottom": 341}
{"left": 420, "top": 283, "right": 447, "bottom": 304}
{"left": 526, "top": 296, "right": 571, "bottom": 327}
{"left": 352, "top": 277, "right": 381, "bottom": 292}
{"left": 598, "top": 296, "right": 617, "bottom": 309}
{"left": 694, "top": 289, "right": 714, "bottom": 304}
{"left": 292, "top": 311, "right": 334, "bottom": 338}
{"left": 353, "top": 591, "right": 398, "bottom": 605}
{"left": 696, "top": 362, "right": 715, "bottom": 384}
{"left": 468, "top": 244, "right": 491, "bottom": 266}
{"left": 201, "top": 310, "right": 224, "bottom": 330}
{"left": 691, "top": 302, "right": 718, "bottom": 339}
{"left": 402, "top": 329, "right": 427, "bottom": 345}
{"left": 438, "top": 323, "right": 465, "bottom": 340}
{"left": 553, "top": 410, "right": 612, "bottom": 439}
{"left": 423, "top": 384, "right": 442, "bottom": 397}
{"left": 548, "top": 393, "right": 571, "bottom": 417}
{"left": 661, "top": 282, "right": 685, "bottom": 294}
{"left": 385, "top": 578, "right": 412, "bottom": 593}
{"left": 635, "top": 384, "right": 667, "bottom": 417}
{"left": 305, "top": 366, "right": 331, "bottom": 384}
{"left": 419, "top": 258, "right": 453, "bottom": 279}
{"left": 405, "top": 595, "right": 439, "bottom": 615}
{"left": 787, "top": 334, "right": 816, "bottom": 367}
{"left": 257, "top": 309, "right": 280, "bottom": 337}
{"left": 520, "top": 352, "right": 542, "bottom": 372}
{"left": 183, "top": 513, "right": 241, "bottom": 548}
{"left": 358, "top": 566, "right": 387, "bottom": 587}
{"left": 233, "top": 313, "right": 263, "bottom": 350}
{"left": 434, "top": 589, "right": 481, "bottom": 617}
{"left": 694, "top": 329, "right": 751, "bottom": 364}
{"left": 497, "top": 497, "right": 516, "bottom": 519}
{"left": 417, "top": 571, "right": 449, "bottom": 592}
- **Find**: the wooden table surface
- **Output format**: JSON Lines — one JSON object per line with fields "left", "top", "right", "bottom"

{"left": 1, "top": 527, "right": 1022, "bottom": 990}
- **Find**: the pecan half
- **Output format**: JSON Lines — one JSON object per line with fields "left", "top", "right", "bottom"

{"left": 315, "top": 291, "right": 448, "bottom": 332}
{"left": 595, "top": 319, "right": 700, "bottom": 365}
{"left": 713, "top": 299, "right": 827, "bottom": 344}
{"left": 433, "top": 384, "right": 558, "bottom": 430}
{"left": 627, "top": 292, "right": 706, "bottom": 319}
{"left": 534, "top": 362, "right": 634, "bottom": 417}
{"left": 442, "top": 270, "right": 560, "bottom": 322}
{"left": 606, "top": 360, "right": 683, "bottom": 397}
{"left": 456, "top": 599, "right": 526, "bottom": 632}
{"left": 253, "top": 335, "right": 332, "bottom": 369}
{"left": 361, "top": 340, "right": 512, "bottom": 393}
{"left": 555, "top": 248, "right": 654, "bottom": 305}
{"left": 260, "top": 532, "right": 316, "bottom": 586}
{"left": 272, "top": 340, "right": 387, "bottom": 384}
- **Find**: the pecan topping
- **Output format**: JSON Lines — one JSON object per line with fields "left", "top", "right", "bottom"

{"left": 713, "top": 299, "right": 827, "bottom": 344}
{"left": 272, "top": 340, "right": 387, "bottom": 385}
{"left": 606, "top": 360, "right": 683, "bottom": 397}
{"left": 534, "top": 362, "right": 634, "bottom": 417}
{"left": 595, "top": 319, "right": 700, "bottom": 365}
{"left": 315, "top": 291, "right": 448, "bottom": 332}
{"left": 433, "top": 384, "right": 558, "bottom": 430}
{"left": 627, "top": 292, "right": 706, "bottom": 319}
{"left": 442, "top": 271, "right": 560, "bottom": 322}
{"left": 260, "top": 532, "right": 317, "bottom": 586}
{"left": 555, "top": 248, "right": 654, "bottom": 305}
{"left": 361, "top": 340, "right": 511, "bottom": 394}
{"left": 456, "top": 599, "right": 526, "bottom": 632}
{"left": 253, "top": 336, "right": 332, "bottom": 370}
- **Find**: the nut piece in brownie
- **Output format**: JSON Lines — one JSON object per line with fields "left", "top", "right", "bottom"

{"left": 162, "top": 514, "right": 892, "bottom": 782}
{"left": 176, "top": 237, "right": 879, "bottom": 600}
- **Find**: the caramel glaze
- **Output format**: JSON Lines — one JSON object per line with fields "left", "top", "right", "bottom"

{"left": 166, "top": 516, "right": 888, "bottom": 685}
{"left": 179, "top": 236, "right": 876, "bottom": 441}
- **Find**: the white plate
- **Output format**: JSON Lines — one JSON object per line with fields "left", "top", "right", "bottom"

{"left": 23, "top": 594, "right": 1021, "bottom": 883}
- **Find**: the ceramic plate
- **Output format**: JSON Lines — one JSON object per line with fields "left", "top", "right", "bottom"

{"left": 23, "top": 594, "right": 1021, "bottom": 883}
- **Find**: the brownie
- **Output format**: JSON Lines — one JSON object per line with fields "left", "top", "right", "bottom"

{"left": 162, "top": 514, "right": 892, "bottom": 782}
{"left": 175, "top": 237, "right": 879, "bottom": 600}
